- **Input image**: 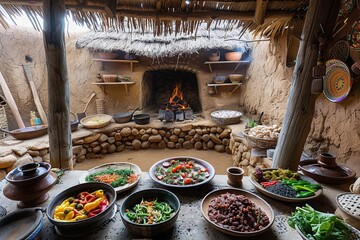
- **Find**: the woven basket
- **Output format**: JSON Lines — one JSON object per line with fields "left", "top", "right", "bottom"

{"left": 242, "top": 128, "right": 278, "bottom": 149}
{"left": 211, "top": 110, "right": 242, "bottom": 125}
{"left": 0, "top": 95, "right": 7, "bottom": 139}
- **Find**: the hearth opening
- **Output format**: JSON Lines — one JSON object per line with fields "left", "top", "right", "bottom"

{"left": 141, "top": 70, "right": 201, "bottom": 121}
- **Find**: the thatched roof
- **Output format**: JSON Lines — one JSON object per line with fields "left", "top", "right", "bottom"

{"left": 0, "top": 0, "right": 308, "bottom": 38}
{"left": 76, "top": 24, "right": 252, "bottom": 58}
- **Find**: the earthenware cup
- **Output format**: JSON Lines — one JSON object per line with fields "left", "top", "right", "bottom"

{"left": 227, "top": 167, "right": 244, "bottom": 187}
{"left": 318, "top": 152, "right": 337, "bottom": 168}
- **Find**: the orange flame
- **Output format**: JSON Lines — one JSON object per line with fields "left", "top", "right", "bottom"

{"left": 169, "top": 83, "right": 183, "bottom": 104}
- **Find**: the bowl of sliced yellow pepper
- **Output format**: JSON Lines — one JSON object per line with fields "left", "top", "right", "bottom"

{"left": 46, "top": 182, "right": 117, "bottom": 237}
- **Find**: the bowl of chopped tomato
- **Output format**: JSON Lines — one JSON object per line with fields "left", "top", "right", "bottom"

{"left": 148, "top": 156, "right": 215, "bottom": 188}
{"left": 45, "top": 182, "right": 117, "bottom": 237}
{"left": 120, "top": 188, "right": 180, "bottom": 237}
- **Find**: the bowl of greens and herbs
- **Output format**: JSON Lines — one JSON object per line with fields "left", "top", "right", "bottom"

{"left": 288, "top": 204, "right": 359, "bottom": 240}
{"left": 79, "top": 162, "right": 141, "bottom": 193}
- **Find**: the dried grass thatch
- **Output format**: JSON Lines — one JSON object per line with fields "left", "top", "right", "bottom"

{"left": 0, "top": 0, "right": 309, "bottom": 39}
{"left": 76, "top": 23, "right": 252, "bottom": 58}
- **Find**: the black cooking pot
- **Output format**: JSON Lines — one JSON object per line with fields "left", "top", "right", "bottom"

{"left": 0, "top": 208, "right": 43, "bottom": 240}
{"left": 46, "top": 182, "right": 117, "bottom": 237}
{"left": 134, "top": 114, "right": 150, "bottom": 125}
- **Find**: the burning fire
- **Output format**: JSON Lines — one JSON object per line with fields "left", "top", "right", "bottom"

{"left": 163, "top": 83, "right": 190, "bottom": 110}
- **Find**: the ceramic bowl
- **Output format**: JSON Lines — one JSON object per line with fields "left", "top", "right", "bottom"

{"left": 120, "top": 188, "right": 181, "bottom": 238}
{"left": 225, "top": 52, "right": 242, "bottom": 61}
{"left": 80, "top": 114, "right": 112, "bottom": 129}
{"left": 213, "top": 75, "right": 227, "bottom": 84}
{"left": 0, "top": 208, "right": 43, "bottom": 240}
{"left": 201, "top": 188, "right": 274, "bottom": 237}
{"left": 46, "top": 182, "right": 117, "bottom": 237}
{"left": 228, "top": 74, "right": 244, "bottom": 83}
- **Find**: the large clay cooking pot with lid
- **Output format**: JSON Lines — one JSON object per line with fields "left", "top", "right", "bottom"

{"left": 3, "top": 162, "right": 57, "bottom": 208}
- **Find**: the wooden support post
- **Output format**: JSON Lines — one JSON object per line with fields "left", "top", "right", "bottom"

{"left": 272, "top": 0, "right": 341, "bottom": 171}
{"left": 43, "top": 0, "right": 72, "bottom": 169}
{"left": 0, "top": 72, "right": 25, "bottom": 128}
{"left": 254, "top": 0, "right": 269, "bottom": 25}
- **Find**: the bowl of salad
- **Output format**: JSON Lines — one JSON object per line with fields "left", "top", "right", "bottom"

{"left": 119, "top": 188, "right": 180, "bottom": 237}
{"left": 148, "top": 156, "right": 215, "bottom": 188}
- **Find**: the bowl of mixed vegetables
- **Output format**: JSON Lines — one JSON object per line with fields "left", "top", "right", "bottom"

{"left": 120, "top": 188, "right": 180, "bottom": 238}
{"left": 250, "top": 168, "right": 323, "bottom": 202}
{"left": 148, "top": 156, "right": 215, "bottom": 188}
{"left": 79, "top": 162, "right": 141, "bottom": 193}
{"left": 46, "top": 182, "right": 117, "bottom": 237}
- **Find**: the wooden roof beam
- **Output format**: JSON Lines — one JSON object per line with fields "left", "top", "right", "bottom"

{"left": 104, "top": 0, "right": 116, "bottom": 17}
{"left": 254, "top": 0, "right": 269, "bottom": 24}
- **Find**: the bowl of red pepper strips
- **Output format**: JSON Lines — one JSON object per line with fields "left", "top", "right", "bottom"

{"left": 46, "top": 182, "right": 117, "bottom": 237}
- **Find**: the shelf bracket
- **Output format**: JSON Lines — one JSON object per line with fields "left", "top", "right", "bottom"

{"left": 230, "top": 84, "right": 241, "bottom": 94}
{"left": 233, "top": 62, "right": 241, "bottom": 72}
{"left": 124, "top": 84, "right": 129, "bottom": 95}
{"left": 208, "top": 64, "right": 213, "bottom": 73}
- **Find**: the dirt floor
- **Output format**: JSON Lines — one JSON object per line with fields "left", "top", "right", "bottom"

{"left": 74, "top": 149, "right": 233, "bottom": 175}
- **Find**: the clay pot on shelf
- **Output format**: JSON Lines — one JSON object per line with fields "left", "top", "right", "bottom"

{"left": 225, "top": 52, "right": 242, "bottom": 61}
{"left": 208, "top": 51, "right": 220, "bottom": 61}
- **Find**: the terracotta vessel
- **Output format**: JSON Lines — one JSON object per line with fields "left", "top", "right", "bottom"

{"left": 227, "top": 167, "right": 244, "bottom": 187}
{"left": 3, "top": 162, "right": 57, "bottom": 208}
{"left": 208, "top": 51, "right": 220, "bottom": 61}
{"left": 318, "top": 152, "right": 337, "bottom": 168}
{"left": 225, "top": 52, "right": 242, "bottom": 61}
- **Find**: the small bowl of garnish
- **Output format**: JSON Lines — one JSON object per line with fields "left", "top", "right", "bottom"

{"left": 120, "top": 188, "right": 180, "bottom": 238}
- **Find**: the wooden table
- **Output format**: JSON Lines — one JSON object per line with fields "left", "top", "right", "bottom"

{"left": 0, "top": 171, "right": 350, "bottom": 240}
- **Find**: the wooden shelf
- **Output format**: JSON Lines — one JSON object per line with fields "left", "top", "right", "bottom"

{"left": 206, "top": 82, "right": 242, "bottom": 94}
{"left": 204, "top": 60, "right": 250, "bottom": 73}
{"left": 93, "top": 59, "right": 139, "bottom": 72}
{"left": 92, "top": 82, "right": 135, "bottom": 94}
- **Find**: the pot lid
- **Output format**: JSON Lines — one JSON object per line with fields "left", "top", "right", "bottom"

{"left": 6, "top": 162, "right": 50, "bottom": 184}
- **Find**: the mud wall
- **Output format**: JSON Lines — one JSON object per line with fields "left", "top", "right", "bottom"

{"left": 0, "top": 26, "right": 244, "bottom": 130}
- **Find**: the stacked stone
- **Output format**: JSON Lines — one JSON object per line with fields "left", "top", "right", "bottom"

{"left": 0, "top": 144, "right": 50, "bottom": 179}
{"left": 229, "top": 135, "right": 271, "bottom": 176}
{"left": 72, "top": 125, "right": 232, "bottom": 163}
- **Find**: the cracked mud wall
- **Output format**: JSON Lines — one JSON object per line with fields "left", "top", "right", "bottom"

{"left": 245, "top": 36, "right": 360, "bottom": 174}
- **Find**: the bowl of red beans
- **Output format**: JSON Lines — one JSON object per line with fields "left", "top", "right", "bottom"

{"left": 201, "top": 188, "right": 274, "bottom": 237}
